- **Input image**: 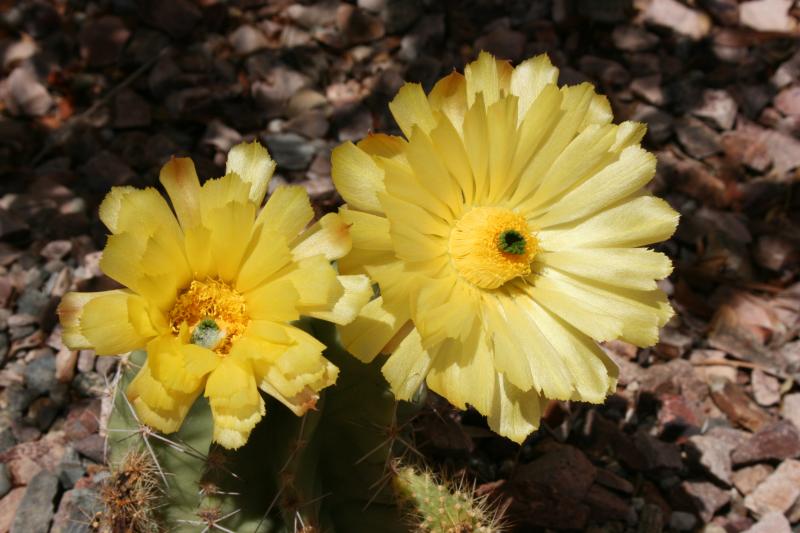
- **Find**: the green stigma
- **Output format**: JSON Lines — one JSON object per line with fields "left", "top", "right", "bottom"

{"left": 191, "top": 318, "right": 224, "bottom": 350}
{"left": 498, "top": 230, "right": 526, "bottom": 255}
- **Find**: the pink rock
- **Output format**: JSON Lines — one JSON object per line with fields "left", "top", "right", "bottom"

{"left": 775, "top": 86, "right": 800, "bottom": 117}
{"left": 743, "top": 512, "right": 791, "bottom": 533}
{"left": 0, "top": 488, "right": 26, "bottom": 533}
{"left": 732, "top": 464, "right": 774, "bottom": 495}
{"left": 751, "top": 369, "right": 781, "bottom": 407}
{"left": 744, "top": 459, "right": 800, "bottom": 516}
{"left": 644, "top": 0, "right": 711, "bottom": 40}
{"left": 739, "top": 0, "right": 797, "bottom": 32}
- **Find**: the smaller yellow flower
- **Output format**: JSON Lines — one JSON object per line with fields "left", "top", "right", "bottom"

{"left": 58, "top": 141, "right": 371, "bottom": 449}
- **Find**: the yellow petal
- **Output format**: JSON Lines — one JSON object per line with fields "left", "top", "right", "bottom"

{"left": 464, "top": 51, "right": 502, "bottom": 108}
{"left": 538, "top": 195, "right": 679, "bottom": 250}
{"left": 205, "top": 357, "right": 265, "bottom": 449}
{"left": 429, "top": 114, "right": 475, "bottom": 205}
{"left": 127, "top": 361, "right": 201, "bottom": 434}
{"left": 388, "top": 83, "right": 436, "bottom": 138}
{"left": 59, "top": 290, "right": 158, "bottom": 355}
{"left": 307, "top": 274, "right": 372, "bottom": 325}
{"left": 522, "top": 123, "right": 617, "bottom": 211}
{"left": 487, "top": 375, "right": 543, "bottom": 444}
{"left": 331, "top": 142, "right": 386, "bottom": 214}
{"left": 245, "top": 278, "right": 300, "bottom": 322}
{"left": 255, "top": 327, "right": 338, "bottom": 416}
{"left": 462, "top": 93, "right": 489, "bottom": 200}
{"left": 405, "top": 126, "right": 461, "bottom": 216}
{"left": 534, "top": 146, "right": 656, "bottom": 228}
{"left": 225, "top": 140, "right": 276, "bottom": 205}
{"left": 357, "top": 133, "right": 406, "bottom": 159}
{"left": 519, "top": 295, "right": 616, "bottom": 403}
{"left": 510, "top": 83, "right": 594, "bottom": 206}
{"left": 428, "top": 71, "right": 467, "bottom": 129}
{"left": 99, "top": 186, "right": 182, "bottom": 239}
{"left": 381, "top": 158, "right": 453, "bottom": 221}
{"left": 199, "top": 172, "right": 252, "bottom": 213}
{"left": 426, "top": 328, "right": 495, "bottom": 414}
{"left": 531, "top": 267, "right": 673, "bottom": 347}
{"left": 338, "top": 207, "right": 393, "bottom": 251}
{"left": 147, "top": 334, "right": 218, "bottom": 394}
{"left": 486, "top": 95, "right": 520, "bottom": 202}
{"left": 338, "top": 296, "right": 410, "bottom": 363}
{"left": 159, "top": 157, "right": 202, "bottom": 230}
{"left": 291, "top": 212, "right": 352, "bottom": 261}
{"left": 539, "top": 248, "right": 673, "bottom": 291}
{"left": 256, "top": 185, "right": 314, "bottom": 238}
{"left": 507, "top": 83, "right": 562, "bottom": 186}
{"left": 236, "top": 229, "right": 292, "bottom": 293}
{"left": 203, "top": 200, "right": 256, "bottom": 283}
{"left": 381, "top": 328, "right": 433, "bottom": 400}
{"left": 510, "top": 54, "right": 559, "bottom": 120}
{"left": 285, "top": 255, "right": 343, "bottom": 311}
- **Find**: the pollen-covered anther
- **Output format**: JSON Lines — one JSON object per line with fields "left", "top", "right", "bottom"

{"left": 449, "top": 206, "right": 538, "bottom": 289}
{"left": 169, "top": 279, "right": 248, "bottom": 354}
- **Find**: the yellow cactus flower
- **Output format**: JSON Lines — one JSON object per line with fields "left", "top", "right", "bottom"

{"left": 58, "top": 141, "right": 371, "bottom": 449}
{"left": 332, "top": 52, "right": 679, "bottom": 443}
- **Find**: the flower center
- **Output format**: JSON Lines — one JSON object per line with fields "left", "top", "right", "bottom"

{"left": 169, "top": 279, "right": 248, "bottom": 354}
{"left": 449, "top": 207, "right": 537, "bottom": 290}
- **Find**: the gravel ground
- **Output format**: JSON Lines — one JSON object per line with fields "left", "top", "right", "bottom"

{"left": 1, "top": 0, "right": 799, "bottom": 531}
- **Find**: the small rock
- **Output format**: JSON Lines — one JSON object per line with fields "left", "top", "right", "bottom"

{"left": 576, "top": 0, "right": 630, "bottom": 23}
{"left": 3, "top": 68, "right": 53, "bottom": 117}
{"left": 669, "top": 511, "right": 697, "bottom": 531}
{"left": 701, "top": 0, "right": 739, "bottom": 25}
{"left": 336, "top": 4, "right": 385, "bottom": 46}
{"left": 675, "top": 116, "right": 722, "bottom": 159}
{"left": 112, "top": 89, "right": 151, "bottom": 129}
{"left": 39, "top": 240, "right": 72, "bottom": 261}
{"left": 634, "top": 430, "right": 683, "bottom": 470}
{"left": 10, "top": 470, "right": 58, "bottom": 533}
{"left": 201, "top": 120, "right": 242, "bottom": 153}
{"left": 229, "top": 24, "right": 268, "bottom": 55}
{"left": 76, "top": 350, "right": 95, "bottom": 374}
{"left": 475, "top": 26, "right": 527, "bottom": 63}
{"left": 0, "top": 488, "right": 25, "bottom": 533}
{"left": 631, "top": 103, "right": 673, "bottom": 144}
{"left": 781, "top": 393, "right": 800, "bottom": 430}
{"left": 744, "top": 459, "right": 800, "bottom": 516}
{"left": 79, "top": 16, "right": 130, "bottom": 68}
{"left": 739, "top": 0, "right": 796, "bottom": 32}
{"left": 26, "top": 397, "right": 59, "bottom": 431}
{"left": 710, "top": 378, "right": 773, "bottom": 433}
{"left": 54, "top": 347, "right": 77, "bottom": 384}
{"left": 72, "top": 372, "right": 106, "bottom": 397}
{"left": 1, "top": 431, "right": 67, "bottom": 485}
{"left": 612, "top": 25, "right": 659, "bottom": 51}
{"left": 262, "top": 133, "right": 317, "bottom": 171}
{"left": 285, "top": 110, "right": 329, "bottom": 139}
{"left": 94, "top": 355, "right": 116, "bottom": 377}
{"left": 732, "top": 464, "right": 774, "bottom": 496}
{"left": 754, "top": 235, "right": 798, "bottom": 271}
{"left": 287, "top": 1, "right": 339, "bottom": 30}
{"left": 57, "top": 447, "right": 85, "bottom": 489}
{"left": 80, "top": 151, "right": 135, "bottom": 191}
{"left": 743, "top": 511, "right": 791, "bottom": 533}
{"left": 681, "top": 480, "right": 731, "bottom": 522}
{"left": 732, "top": 420, "right": 800, "bottom": 465}
{"left": 751, "top": 369, "right": 780, "bottom": 407}
{"left": 74, "top": 434, "right": 104, "bottom": 464}
{"left": 51, "top": 488, "right": 102, "bottom": 533}
{"left": 773, "top": 50, "right": 800, "bottom": 88}
{"left": 644, "top": 0, "right": 712, "bottom": 40}
{"left": 775, "top": 85, "right": 800, "bottom": 117}
{"left": 140, "top": 0, "right": 201, "bottom": 38}
{"left": 23, "top": 352, "right": 56, "bottom": 396}
{"left": 631, "top": 75, "right": 666, "bottom": 106}
{"left": 0, "top": 463, "right": 10, "bottom": 498}
{"left": 692, "top": 89, "right": 738, "bottom": 131}
{"left": 585, "top": 484, "right": 631, "bottom": 522}
{"left": 687, "top": 435, "right": 734, "bottom": 485}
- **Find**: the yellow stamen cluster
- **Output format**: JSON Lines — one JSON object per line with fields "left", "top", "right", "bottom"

{"left": 449, "top": 207, "right": 537, "bottom": 289}
{"left": 169, "top": 279, "right": 248, "bottom": 354}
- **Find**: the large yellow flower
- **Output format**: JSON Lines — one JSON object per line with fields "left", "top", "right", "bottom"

{"left": 58, "top": 141, "right": 371, "bottom": 449}
{"left": 332, "top": 52, "right": 679, "bottom": 443}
